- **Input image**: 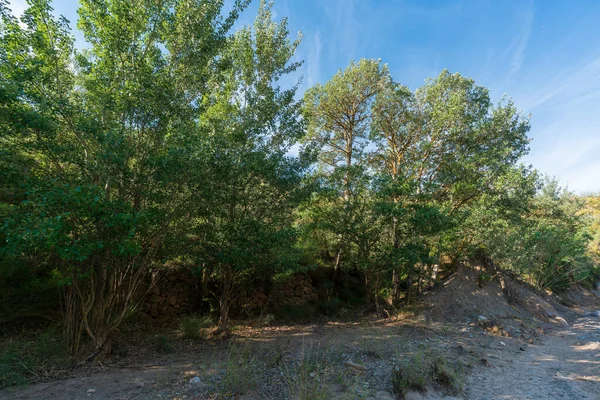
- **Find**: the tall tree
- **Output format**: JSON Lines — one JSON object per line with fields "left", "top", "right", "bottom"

{"left": 188, "top": 0, "right": 306, "bottom": 334}
{"left": 303, "top": 59, "right": 390, "bottom": 272}
{"left": 0, "top": 0, "right": 248, "bottom": 354}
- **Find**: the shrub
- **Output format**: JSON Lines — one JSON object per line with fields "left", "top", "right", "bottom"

{"left": 180, "top": 316, "right": 213, "bottom": 340}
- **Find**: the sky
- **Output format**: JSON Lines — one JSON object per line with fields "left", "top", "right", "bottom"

{"left": 6, "top": 0, "right": 600, "bottom": 193}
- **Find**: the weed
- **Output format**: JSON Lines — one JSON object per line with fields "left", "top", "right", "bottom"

{"left": 392, "top": 353, "right": 428, "bottom": 397}
{"left": 431, "top": 356, "right": 461, "bottom": 390}
{"left": 219, "top": 343, "right": 256, "bottom": 397}
{"left": 153, "top": 334, "right": 173, "bottom": 354}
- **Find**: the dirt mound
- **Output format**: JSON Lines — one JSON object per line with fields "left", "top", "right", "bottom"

{"left": 423, "top": 265, "right": 569, "bottom": 339}
{"left": 556, "top": 283, "right": 600, "bottom": 310}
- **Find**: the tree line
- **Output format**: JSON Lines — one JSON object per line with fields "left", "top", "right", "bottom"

{"left": 1, "top": 0, "right": 598, "bottom": 355}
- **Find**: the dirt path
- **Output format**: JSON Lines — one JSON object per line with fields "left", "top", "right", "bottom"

{"left": 1, "top": 315, "right": 598, "bottom": 399}
{"left": 466, "top": 315, "right": 600, "bottom": 400}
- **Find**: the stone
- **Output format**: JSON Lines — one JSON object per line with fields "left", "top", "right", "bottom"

{"left": 189, "top": 376, "right": 202, "bottom": 385}
{"left": 150, "top": 303, "right": 159, "bottom": 317}
{"left": 167, "top": 296, "right": 177, "bottom": 306}
{"left": 87, "top": 389, "right": 96, "bottom": 395}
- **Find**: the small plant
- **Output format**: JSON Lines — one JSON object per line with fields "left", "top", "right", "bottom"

{"left": 392, "top": 353, "right": 428, "bottom": 397}
{"left": 392, "top": 353, "right": 463, "bottom": 398}
{"left": 181, "top": 315, "right": 212, "bottom": 340}
{"left": 282, "top": 342, "right": 332, "bottom": 400}
{"left": 219, "top": 343, "right": 256, "bottom": 396}
{"left": 431, "top": 356, "right": 460, "bottom": 390}
{"left": 153, "top": 334, "right": 173, "bottom": 354}
{"left": 477, "top": 272, "right": 492, "bottom": 287}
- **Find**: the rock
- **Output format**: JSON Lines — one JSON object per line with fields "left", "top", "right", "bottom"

{"left": 189, "top": 376, "right": 202, "bottom": 385}
{"left": 404, "top": 392, "right": 425, "bottom": 400}
{"left": 167, "top": 296, "right": 177, "bottom": 306}
{"left": 478, "top": 315, "right": 491, "bottom": 329}
{"left": 87, "top": 389, "right": 96, "bottom": 395}
{"left": 150, "top": 303, "right": 159, "bottom": 317}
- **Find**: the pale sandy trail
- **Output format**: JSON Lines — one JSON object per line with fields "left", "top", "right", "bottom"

{"left": 466, "top": 316, "right": 600, "bottom": 400}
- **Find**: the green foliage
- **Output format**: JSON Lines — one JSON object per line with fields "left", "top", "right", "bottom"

{"left": 0, "top": 0, "right": 595, "bottom": 359}
{"left": 472, "top": 177, "right": 594, "bottom": 291}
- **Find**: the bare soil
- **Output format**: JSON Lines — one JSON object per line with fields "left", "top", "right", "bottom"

{"left": 1, "top": 268, "right": 598, "bottom": 400}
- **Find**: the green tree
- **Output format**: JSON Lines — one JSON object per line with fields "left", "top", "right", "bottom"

{"left": 187, "top": 0, "right": 306, "bottom": 334}
{"left": 1, "top": 0, "right": 247, "bottom": 354}
{"left": 303, "top": 59, "right": 390, "bottom": 273}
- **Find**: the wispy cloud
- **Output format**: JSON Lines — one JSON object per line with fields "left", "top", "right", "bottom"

{"left": 306, "top": 30, "right": 323, "bottom": 87}
{"left": 503, "top": 4, "right": 534, "bottom": 79}
{"left": 523, "top": 56, "right": 600, "bottom": 111}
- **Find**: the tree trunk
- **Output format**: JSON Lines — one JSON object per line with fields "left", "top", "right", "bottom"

{"left": 216, "top": 264, "right": 233, "bottom": 335}
{"left": 392, "top": 214, "right": 400, "bottom": 303}
{"left": 217, "top": 297, "right": 230, "bottom": 335}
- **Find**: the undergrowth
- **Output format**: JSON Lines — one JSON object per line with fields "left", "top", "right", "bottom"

{"left": 0, "top": 328, "right": 70, "bottom": 389}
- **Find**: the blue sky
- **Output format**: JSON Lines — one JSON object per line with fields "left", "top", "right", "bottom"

{"left": 7, "top": 0, "right": 600, "bottom": 193}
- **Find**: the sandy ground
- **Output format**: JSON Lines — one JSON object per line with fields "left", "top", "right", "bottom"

{"left": 3, "top": 314, "right": 598, "bottom": 400}
{"left": 1, "top": 269, "right": 597, "bottom": 400}
{"left": 466, "top": 315, "right": 600, "bottom": 400}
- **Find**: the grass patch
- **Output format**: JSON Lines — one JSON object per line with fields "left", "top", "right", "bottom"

{"left": 153, "top": 334, "right": 173, "bottom": 354}
{"left": 219, "top": 343, "right": 257, "bottom": 397}
{"left": 392, "top": 353, "right": 463, "bottom": 398}
{"left": 0, "top": 328, "right": 70, "bottom": 389}
{"left": 281, "top": 341, "right": 332, "bottom": 400}
{"left": 180, "top": 315, "right": 213, "bottom": 340}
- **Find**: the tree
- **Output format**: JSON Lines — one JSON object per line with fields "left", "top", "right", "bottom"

{"left": 187, "top": 0, "right": 306, "bottom": 334}
{"left": 0, "top": 0, "right": 248, "bottom": 354}
{"left": 303, "top": 59, "right": 390, "bottom": 272}
{"left": 370, "top": 70, "right": 532, "bottom": 302}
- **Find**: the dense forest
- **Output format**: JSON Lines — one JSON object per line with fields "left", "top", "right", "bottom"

{"left": 1, "top": 0, "right": 599, "bottom": 365}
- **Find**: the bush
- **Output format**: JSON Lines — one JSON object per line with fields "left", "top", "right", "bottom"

{"left": 180, "top": 316, "right": 213, "bottom": 340}
{"left": 392, "top": 354, "right": 428, "bottom": 397}
{"left": 276, "top": 304, "right": 317, "bottom": 321}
